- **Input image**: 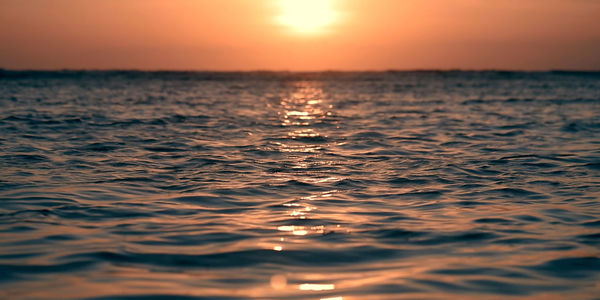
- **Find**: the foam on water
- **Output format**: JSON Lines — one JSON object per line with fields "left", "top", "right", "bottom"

{"left": 1, "top": 71, "right": 599, "bottom": 299}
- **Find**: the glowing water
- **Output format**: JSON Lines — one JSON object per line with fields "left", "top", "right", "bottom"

{"left": 1, "top": 71, "right": 599, "bottom": 299}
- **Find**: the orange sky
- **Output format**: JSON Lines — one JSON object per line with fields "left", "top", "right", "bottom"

{"left": 1, "top": 0, "right": 599, "bottom": 70}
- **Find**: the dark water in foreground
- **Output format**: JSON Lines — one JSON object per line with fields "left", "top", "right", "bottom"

{"left": 1, "top": 71, "right": 599, "bottom": 299}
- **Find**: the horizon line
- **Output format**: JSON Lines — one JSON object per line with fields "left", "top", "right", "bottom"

{"left": 2, "top": 68, "right": 600, "bottom": 73}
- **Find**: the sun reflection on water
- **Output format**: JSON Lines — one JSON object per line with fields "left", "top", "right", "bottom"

{"left": 265, "top": 82, "right": 346, "bottom": 297}
{"left": 299, "top": 283, "right": 336, "bottom": 291}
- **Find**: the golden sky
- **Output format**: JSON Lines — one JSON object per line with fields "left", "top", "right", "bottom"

{"left": 1, "top": 0, "right": 599, "bottom": 70}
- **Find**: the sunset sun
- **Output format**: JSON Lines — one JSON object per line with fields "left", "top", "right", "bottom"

{"left": 276, "top": 0, "right": 339, "bottom": 34}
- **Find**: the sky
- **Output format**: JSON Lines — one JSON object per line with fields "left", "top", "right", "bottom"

{"left": 1, "top": 0, "right": 599, "bottom": 71}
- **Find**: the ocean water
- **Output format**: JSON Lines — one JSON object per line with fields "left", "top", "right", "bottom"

{"left": 0, "top": 71, "right": 599, "bottom": 299}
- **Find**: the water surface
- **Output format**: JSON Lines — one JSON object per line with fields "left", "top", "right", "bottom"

{"left": 1, "top": 71, "right": 599, "bottom": 299}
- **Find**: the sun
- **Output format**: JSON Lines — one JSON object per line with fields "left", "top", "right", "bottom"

{"left": 276, "top": 0, "right": 339, "bottom": 34}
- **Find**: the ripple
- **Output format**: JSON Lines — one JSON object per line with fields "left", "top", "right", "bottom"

{"left": 527, "top": 257, "right": 600, "bottom": 279}
{"left": 1, "top": 71, "right": 599, "bottom": 299}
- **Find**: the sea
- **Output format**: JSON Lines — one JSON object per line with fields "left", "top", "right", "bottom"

{"left": 1, "top": 70, "right": 599, "bottom": 299}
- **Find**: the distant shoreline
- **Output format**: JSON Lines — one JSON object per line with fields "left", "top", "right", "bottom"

{"left": 1, "top": 68, "right": 599, "bottom": 73}
{"left": 1, "top": 69, "right": 599, "bottom": 80}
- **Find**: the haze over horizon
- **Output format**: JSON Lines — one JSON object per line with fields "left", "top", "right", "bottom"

{"left": 1, "top": 0, "right": 599, "bottom": 71}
